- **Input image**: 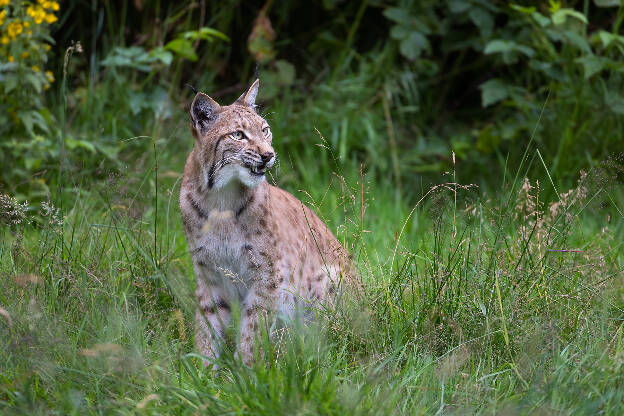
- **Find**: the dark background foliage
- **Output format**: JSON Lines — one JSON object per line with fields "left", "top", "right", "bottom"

{"left": 2, "top": 0, "right": 623, "bottom": 200}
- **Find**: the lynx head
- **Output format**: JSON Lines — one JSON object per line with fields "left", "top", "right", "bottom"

{"left": 189, "top": 79, "right": 275, "bottom": 189}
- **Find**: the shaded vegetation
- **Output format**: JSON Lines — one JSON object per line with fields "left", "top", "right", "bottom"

{"left": 2, "top": 0, "right": 624, "bottom": 196}
{"left": 1, "top": 0, "right": 624, "bottom": 414}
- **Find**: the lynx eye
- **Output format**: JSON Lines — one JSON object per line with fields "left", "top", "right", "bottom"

{"left": 262, "top": 127, "right": 270, "bottom": 136}
{"left": 231, "top": 131, "right": 244, "bottom": 140}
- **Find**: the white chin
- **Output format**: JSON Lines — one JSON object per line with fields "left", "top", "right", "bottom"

{"left": 237, "top": 165, "right": 265, "bottom": 188}
{"left": 211, "top": 164, "right": 264, "bottom": 189}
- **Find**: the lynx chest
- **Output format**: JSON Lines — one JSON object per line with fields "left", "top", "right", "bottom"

{"left": 186, "top": 210, "right": 261, "bottom": 300}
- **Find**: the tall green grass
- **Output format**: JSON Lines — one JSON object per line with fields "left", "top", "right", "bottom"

{"left": 1, "top": 135, "right": 623, "bottom": 414}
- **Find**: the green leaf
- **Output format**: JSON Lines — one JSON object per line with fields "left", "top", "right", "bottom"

{"left": 164, "top": 38, "right": 198, "bottom": 61}
{"left": 544, "top": 28, "right": 564, "bottom": 43}
{"left": 24, "top": 73, "right": 43, "bottom": 94}
{"left": 30, "top": 111, "right": 50, "bottom": 133}
{"left": 101, "top": 46, "right": 155, "bottom": 71}
{"left": 149, "top": 47, "right": 174, "bottom": 66}
{"left": 561, "top": 30, "right": 591, "bottom": 53}
{"left": 66, "top": 137, "right": 96, "bottom": 153}
{"left": 390, "top": 25, "right": 411, "bottom": 40}
{"left": 111, "top": 46, "right": 146, "bottom": 58}
{"left": 198, "top": 27, "right": 230, "bottom": 42}
{"left": 449, "top": 0, "right": 471, "bottom": 13}
{"left": 0, "top": 62, "right": 19, "bottom": 72}
{"left": 531, "top": 12, "right": 551, "bottom": 27}
{"left": 38, "top": 107, "right": 54, "bottom": 125}
{"left": 128, "top": 91, "right": 147, "bottom": 116}
{"left": 529, "top": 60, "right": 567, "bottom": 80}
{"left": 4, "top": 74, "right": 18, "bottom": 93}
{"left": 399, "top": 32, "right": 428, "bottom": 60}
{"left": 593, "top": 0, "right": 620, "bottom": 7}
{"left": 18, "top": 111, "right": 34, "bottom": 134}
{"left": 509, "top": 4, "right": 536, "bottom": 14}
{"left": 576, "top": 55, "right": 608, "bottom": 78}
{"left": 469, "top": 7, "right": 494, "bottom": 37}
{"left": 595, "top": 30, "right": 624, "bottom": 48}
{"left": 383, "top": 7, "right": 411, "bottom": 25}
{"left": 484, "top": 40, "right": 535, "bottom": 57}
{"left": 484, "top": 39, "right": 517, "bottom": 54}
{"left": 551, "top": 9, "right": 588, "bottom": 25}
{"left": 605, "top": 90, "right": 624, "bottom": 114}
{"left": 473, "top": 0, "right": 500, "bottom": 13}
{"left": 183, "top": 27, "right": 230, "bottom": 42}
{"left": 597, "top": 31, "right": 614, "bottom": 47}
{"left": 480, "top": 79, "right": 509, "bottom": 107}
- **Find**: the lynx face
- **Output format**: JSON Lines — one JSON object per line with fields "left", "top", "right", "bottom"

{"left": 190, "top": 85, "right": 276, "bottom": 190}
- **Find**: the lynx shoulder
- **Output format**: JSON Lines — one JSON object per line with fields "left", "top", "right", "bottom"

{"left": 179, "top": 79, "right": 357, "bottom": 365}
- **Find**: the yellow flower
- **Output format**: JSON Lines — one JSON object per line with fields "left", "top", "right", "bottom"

{"left": 7, "top": 21, "right": 23, "bottom": 38}
{"left": 45, "top": 70, "right": 54, "bottom": 82}
{"left": 0, "top": 0, "right": 10, "bottom": 7}
{"left": 21, "top": 51, "right": 29, "bottom": 59}
{"left": 0, "top": 36, "right": 8, "bottom": 44}
{"left": 26, "top": 30, "right": 33, "bottom": 36}
{"left": 32, "top": 65, "right": 40, "bottom": 72}
{"left": 44, "top": 13, "right": 57, "bottom": 24}
{"left": 24, "top": 21, "right": 30, "bottom": 28}
{"left": 29, "top": 6, "right": 46, "bottom": 24}
{"left": 8, "top": 55, "right": 13, "bottom": 62}
{"left": 44, "top": 43, "right": 51, "bottom": 51}
{"left": 37, "top": 0, "right": 44, "bottom": 4}
{"left": 42, "top": 1, "right": 60, "bottom": 11}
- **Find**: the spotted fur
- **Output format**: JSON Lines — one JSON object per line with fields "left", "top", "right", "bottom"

{"left": 180, "top": 79, "right": 356, "bottom": 365}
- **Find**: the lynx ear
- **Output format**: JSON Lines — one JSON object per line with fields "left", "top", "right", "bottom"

{"left": 235, "top": 78, "right": 259, "bottom": 108}
{"left": 190, "top": 92, "right": 220, "bottom": 135}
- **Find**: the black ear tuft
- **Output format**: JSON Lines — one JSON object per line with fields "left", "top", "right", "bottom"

{"left": 190, "top": 93, "right": 220, "bottom": 135}
{"left": 185, "top": 83, "right": 198, "bottom": 94}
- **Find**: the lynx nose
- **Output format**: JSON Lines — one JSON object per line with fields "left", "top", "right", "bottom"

{"left": 260, "top": 151, "right": 275, "bottom": 167}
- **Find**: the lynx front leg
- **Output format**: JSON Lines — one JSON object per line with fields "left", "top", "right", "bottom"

{"left": 195, "top": 278, "right": 231, "bottom": 366}
{"left": 237, "top": 275, "right": 281, "bottom": 365}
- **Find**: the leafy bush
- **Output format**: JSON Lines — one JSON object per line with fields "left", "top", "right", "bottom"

{"left": 379, "top": 1, "right": 624, "bottom": 183}
{"left": 0, "top": 0, "right": 59, "bottom": 197}
{"left": 3, "top": 0, "right": 623, "bottom": 199}
{"left": 59, "top": 26, "right": 228, "bottom": 177}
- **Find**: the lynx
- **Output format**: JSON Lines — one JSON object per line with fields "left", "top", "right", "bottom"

{"left": 180, "top": 79, "right": 356, "bottom": 365}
